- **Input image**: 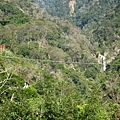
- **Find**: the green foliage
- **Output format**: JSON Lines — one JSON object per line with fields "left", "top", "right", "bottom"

{"left": 0, "top": 101, "right": 33, "bottom": 120}
{"left": 0, "top": 2, "right": 29, "bottom": 25}
{"left": 0, "top": 0, "right": 120, "bottom": 119}
{"left": 84, "top": 67, "right": 99, "bottom": 79}
{"left": 0, "top": 74, "right": 24, "bottom": 100}
{"left": 22, "top": 86, "right": 39, "bottom": 99}
{"left": 76, "top": 92, "right": 110, "bottom": 120}
{"left": 2, "top": 50, "right": 13, "bottom": 57}
{"left": 17, "top": 45, "right": 30, "bottom": 57}
{"left": 35, "top": 0, "right": 120, "bottom": 55}
{"left": 107, "top": 54, "right": 120, "bottom": 73}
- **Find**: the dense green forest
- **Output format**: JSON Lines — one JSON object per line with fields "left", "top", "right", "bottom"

{"left": 36, "top": 0, "right": 120, "bottom": 56}
{"left": 0, "top": 0, "right": 120, "bottom": 119}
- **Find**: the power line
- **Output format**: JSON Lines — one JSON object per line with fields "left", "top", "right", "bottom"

{"left": 1, "top": 55, "right": 101, "bottom": 64}
{"left": 1, "top": 55, "right": 120, "bottom": 66}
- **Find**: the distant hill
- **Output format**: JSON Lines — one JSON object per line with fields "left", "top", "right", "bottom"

{"left": 35, "top": 0, "right": 120, "bottom": 60}
{"left": 35, "top": 0, "right": 118, "bottom": 28}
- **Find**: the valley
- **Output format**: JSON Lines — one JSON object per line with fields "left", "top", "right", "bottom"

{"left": 0, "top": 0, "right": 120, "bottom": 119}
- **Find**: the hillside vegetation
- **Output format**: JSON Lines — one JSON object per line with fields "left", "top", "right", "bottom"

{"left": 36, "top": 0, "right": 120, "bottom": 58}
{"left": 0, "top": 0, "right": 120, "bottom": 119}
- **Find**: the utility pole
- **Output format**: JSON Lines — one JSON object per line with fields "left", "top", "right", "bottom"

{"left": 102, "top": 56, "right": 106, "bottom": 71}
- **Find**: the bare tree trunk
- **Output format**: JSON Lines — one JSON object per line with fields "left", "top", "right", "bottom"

{"left": 10, "top": 93, "right": 15, "bottom": 102}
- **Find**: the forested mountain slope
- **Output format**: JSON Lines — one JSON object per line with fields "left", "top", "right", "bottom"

{"left": 0, "top": 0, "right": 120, "bottom": 119}
{"left": 0, "top": 0, "right": 94, "bottom": 63}
{"left": 36, "top": 0, "right": 120, "bottom": 59}
{"left": 35, "top": 0, "right": 118, "bottom": 28}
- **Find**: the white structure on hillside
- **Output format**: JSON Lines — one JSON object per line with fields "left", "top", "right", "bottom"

{"left": 98, "top": 54, "right": 106, "bottom": 71}
{"left": 23, "top": 82, "right": 29, "bottom": 88}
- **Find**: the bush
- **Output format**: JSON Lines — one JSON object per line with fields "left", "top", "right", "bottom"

{"left": 22, "top": 86, "right": 39, "bottom": 99}
{"left": 84, "top": 67, "right": 99, "bottom": 79}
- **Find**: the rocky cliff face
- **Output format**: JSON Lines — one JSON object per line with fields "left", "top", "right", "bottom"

{"left": 69, "top": 0, "right": 76, "bottom": 15}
